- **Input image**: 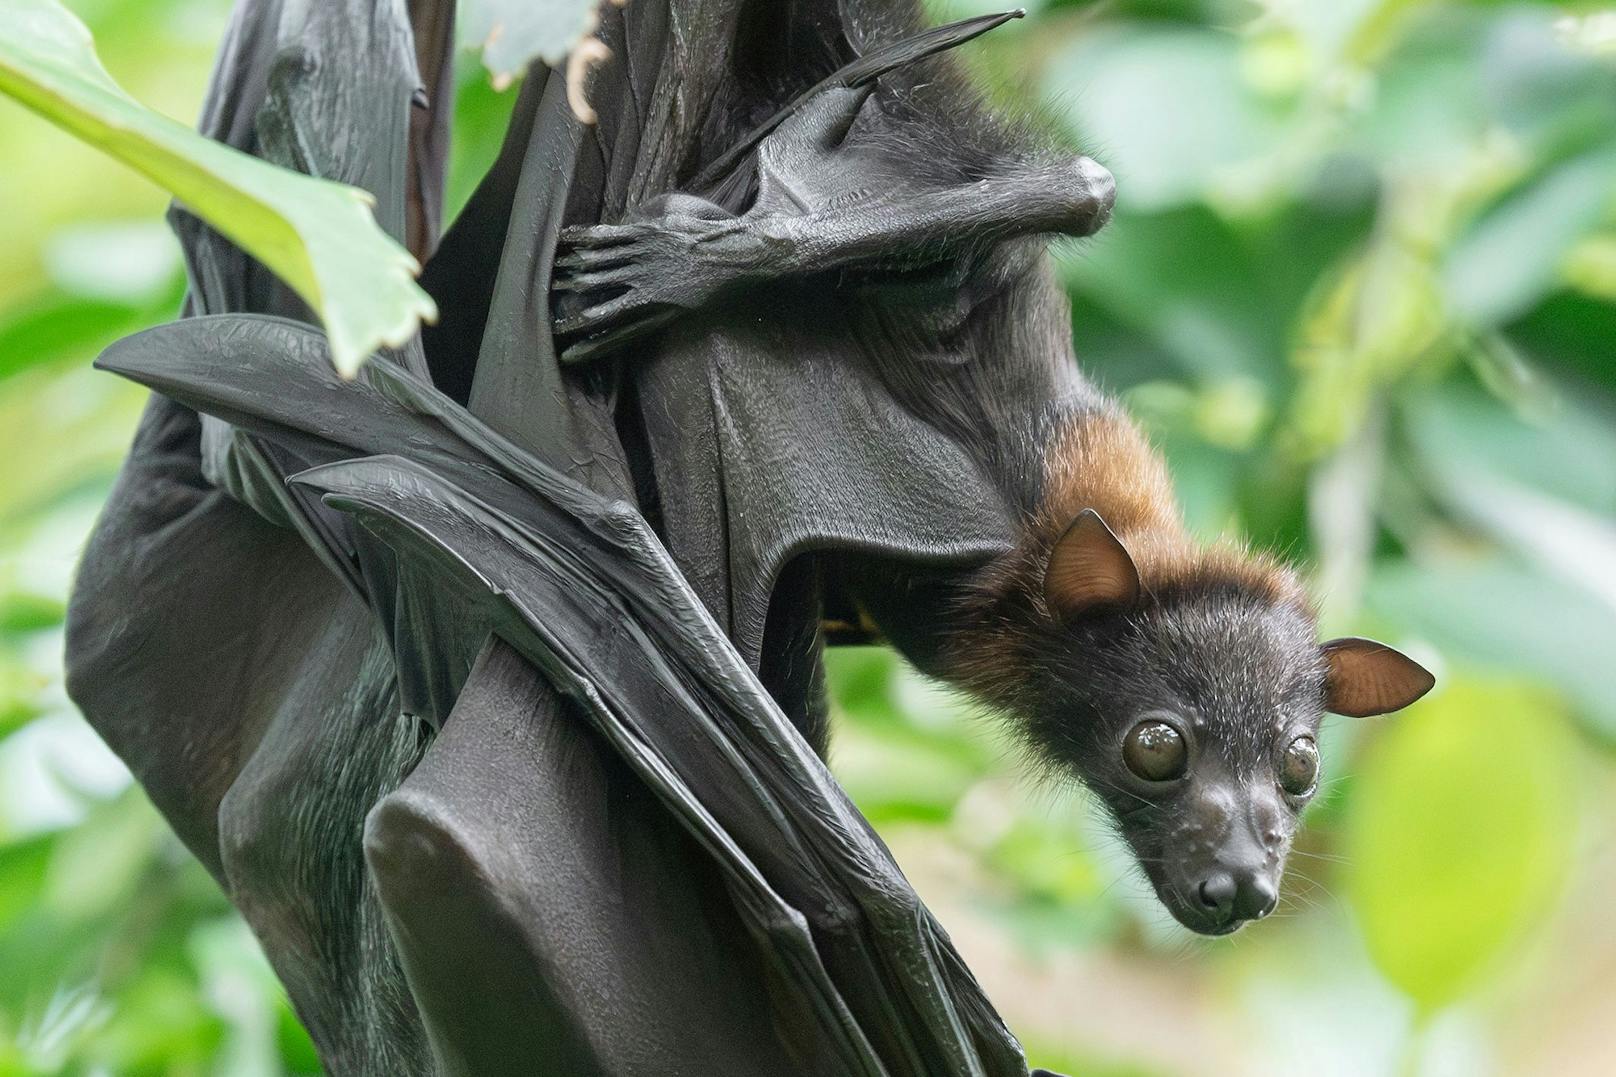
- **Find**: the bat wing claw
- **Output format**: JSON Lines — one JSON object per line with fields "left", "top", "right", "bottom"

{"left": 551, "top": 207, "right": 768, "bottom": 360}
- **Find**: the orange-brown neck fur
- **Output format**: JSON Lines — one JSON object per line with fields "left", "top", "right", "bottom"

{"left": 1036, "top": 410, "right": 1303, "bottom": 603}
{"left": 946, "top": 407, "right": 1308, "bottom": 706}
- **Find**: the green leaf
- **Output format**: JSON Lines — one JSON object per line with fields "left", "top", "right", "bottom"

{"left": 1442, "top": 144, "right": 1616, "bottom": 328}
{"left": 832, "top": 723, "right": 983, "bottom": 824}
{"left": 0, "top": 591, "right": 63, "bottom": 638}
{"left": 274, "top": 995, "right": 322, "bottom": 1074}
{"left": 1284, "top": 229, "right": 1457, "bottom": 462}
{"left": 1403, "top": 380, "right": 1616, "bottom": 519}
{"left": 0, "top": 287, "right": 180, "bottom": 381}
{"left": 445, "top": 59, "right": 522, "bottom": 226}
{"left": 1060, "top": 207, "right": 1286, "bottom": 385}
{"left": 44, "top": 793, "right": 165, "bottom": 924}
{"left": 0, "top": 363, "right": 146, "bottom": 526}
{"left": 0, "top": 0, "right": 436, "bottom": 376}
{"left": 1367, "top": 555, "right": 1616, "bottom": 744}
{"left": 0, "top": 835, "right": 54, "bottom": 932}
{"left": 1044, "top": 25, "right": 1290, "bottom": 211}
{"left": 1505, "top": 288, "right": 1616, "bottom": 397}
{"left": 461, "top": 0, "right": 608, "bottom": 89}
{"left": 1344, "top": 677, "right": 1577, "bottom": 1012}
{"left": 824, "top": 646, "right": 904, "bottom": 725}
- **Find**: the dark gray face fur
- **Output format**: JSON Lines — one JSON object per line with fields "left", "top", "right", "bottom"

{"left": 1023, "top": 591, "right": 1326, "bottom": 935}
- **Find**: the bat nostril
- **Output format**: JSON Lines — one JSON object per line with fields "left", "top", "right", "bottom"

{"left": 1198, "top": 873, "right": 1237, "bottom": 917}
{"left": 1247, "top": 877, "right": 1279, "bottom": 919}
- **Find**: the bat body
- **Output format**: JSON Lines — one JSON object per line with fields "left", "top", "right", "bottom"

{"left": 554, "top": 3, "right": 1436, "bottom": 935}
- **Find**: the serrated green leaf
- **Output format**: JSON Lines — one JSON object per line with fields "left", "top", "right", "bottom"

{"left": 1344, "top": 677, "right": 1577, "bottom": 1012}
{"left": 0, "top": 0, "right": 436, "bottom": 376}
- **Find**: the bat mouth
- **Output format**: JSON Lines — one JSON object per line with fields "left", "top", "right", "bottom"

{"left": 1194, "top": 921, "right": 1242, "bottom": 937}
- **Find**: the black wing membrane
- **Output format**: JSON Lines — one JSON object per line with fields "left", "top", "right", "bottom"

{"left": 98, "top": 314, "right": 1031, "bottom": 1075}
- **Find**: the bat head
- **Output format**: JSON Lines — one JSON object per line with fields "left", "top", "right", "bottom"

{"left": 1015, "top": 509, "right": 1434, "bottom": 935}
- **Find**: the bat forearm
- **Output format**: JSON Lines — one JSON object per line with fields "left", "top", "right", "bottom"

{"left": 773, "top": 157, "right": 1115, "bottom": 272}
{"left": 552, "top": 156, "right": 1114, "bottom": 361}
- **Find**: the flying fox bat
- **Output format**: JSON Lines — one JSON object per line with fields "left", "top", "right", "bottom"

{"left": 65, "top": 1, "right": 1432, "bottom": 1075}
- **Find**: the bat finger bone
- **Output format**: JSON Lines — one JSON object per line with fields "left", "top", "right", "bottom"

{"left": 554, "top": 245, "right": 637, "bottom": 270}
{"left": 558, "top": 223, "right": 644, "bottom": 248}
{"left": 554, "top": 298, "right": 634, "bottom": 336}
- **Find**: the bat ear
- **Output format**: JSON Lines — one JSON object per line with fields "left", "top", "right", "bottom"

{"left": 1321, "top": 637, "right": 1435, "bottom": 717}
{"left": 1043, "top": 509, "right": 1140, "bottom": 620}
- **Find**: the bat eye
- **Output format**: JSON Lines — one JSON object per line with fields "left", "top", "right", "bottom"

{"left": 1122, "top": 720, "right": 1187, "bottom": 782}
{"left": 1279, "top": 735, "right": 1320, "bottom": 797}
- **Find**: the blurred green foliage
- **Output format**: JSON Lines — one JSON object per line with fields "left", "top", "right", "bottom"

{"left": 1344, "top": 678, "right": 1576, "bottom": 1013}
{"left": 2, "top": 0, "right": 1615, "bottom": 1073}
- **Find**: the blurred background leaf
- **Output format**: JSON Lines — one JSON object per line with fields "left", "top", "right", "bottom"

{"left": 1343, "top": 678, "right": 1578, "bottom": 1013}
